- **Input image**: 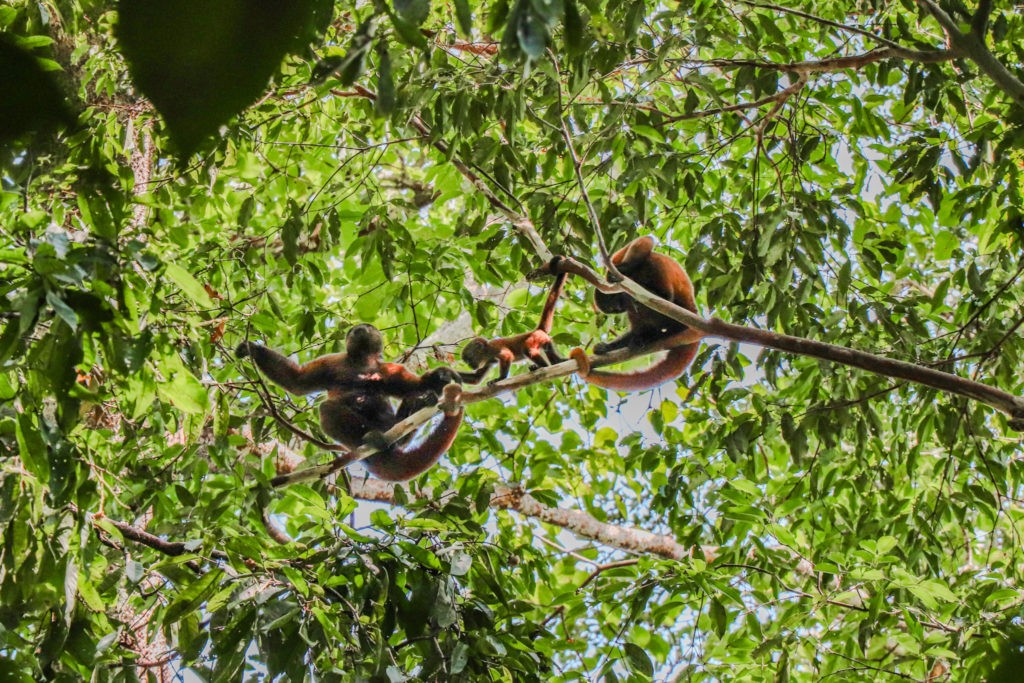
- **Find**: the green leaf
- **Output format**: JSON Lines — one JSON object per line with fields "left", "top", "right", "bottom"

{"left": 15, "top": 414, "right": 49, "bottom": 480}
{"left": 394, "top": 0, "right": 430, "bottom": 25}
{"left": 375, "top": 44, "right": 396, "bottom": 116}
{"left": 709, "top": 599, "right": 727, "bottom": 638}
{"left": 164, "top": 263, "right": 214, "bottom": 308}
{"left": 453, "top": 0, "right": 473, "bottom": 36}
{"left": 0, "top": 33, "right": 74, "bottom": 144}
{"left": 117, "top": 0, "right": 330, "bottom": 152}
{"left": 623, "top": 642, "right": 654, "bottom": 676}
{"left": 164, "top": 569, "right": 224, "bottom": 624}
{"left": 45, "top": 291, "right": 78, "bottom": 331}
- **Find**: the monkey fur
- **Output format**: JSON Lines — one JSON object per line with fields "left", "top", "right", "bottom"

{"left": 571, "top": 236, "right": 704, "bottom": 391}
{"left": 459, "top": 268, "right": 568, "bottom": 384}
{"left": 237, "top": 325, "right": 462, "bottom": 481}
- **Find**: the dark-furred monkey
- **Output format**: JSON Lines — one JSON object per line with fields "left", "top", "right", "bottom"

{"left": 237, "top": 325, "right": 463, "bottom": 481}
{"left": 569, "top": 236, "right": 704, "bottom": 391}
{"left": 361, "top": 369, "right": 464, "bottom": 481}
{"left": 459, "top": 267, "right": 568, "bottom": 384}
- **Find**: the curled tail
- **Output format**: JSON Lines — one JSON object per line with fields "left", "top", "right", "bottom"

{"left": 570, "top": 343, "right": 699, "bottom": 392}
{"left": 363, "top": 385, "right": 464, "bottom": 481}
{"left": 363, "top": 411, "right": 464, "bottom": 481}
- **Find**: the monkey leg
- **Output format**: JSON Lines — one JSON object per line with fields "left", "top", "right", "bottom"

{"left": 594, "top": 331, "right": 636, "bottom": 355}
{"left": 543, "top": 342, "right": 565, "bottom": 365}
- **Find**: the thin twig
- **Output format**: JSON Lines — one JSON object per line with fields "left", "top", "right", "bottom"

{"left": 549, "top": 50, "right": 616, "bottom": 275}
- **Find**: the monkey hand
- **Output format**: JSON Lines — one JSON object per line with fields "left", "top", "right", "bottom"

{"left": 569, "top": 348, "right": 591, "bottom": 377}
{"left": 362, "top": 431, "right": 391, "bottom": 452}
{"left": 525, "top": 255, "right": 563, "bottom": 281}
{"left": 439, "top": 384, "right": 463, "bottom": 416}
{"left": 593, "top": 341, "right": 612, "bottom": 355}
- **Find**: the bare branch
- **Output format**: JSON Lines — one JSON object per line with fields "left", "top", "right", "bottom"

{"left": 732, "top": 0, "right": 907, "bottom": 50}
{"left": 348, "top": 478, "right": 719, "bottom": 562}
{"left": 660, "top": 73, "right": 807, "bottom": 125}
{"left": 90, "top": 512, "right": 228, "bottom": 566}
{"left": 611, "top": 276, "right": 1024, "bottom": 426}
{"left": 972, "top": 0, "right": 993, "bottom": 36}
{"left": 549, "top": 50, "right": 616, "bottom": 275}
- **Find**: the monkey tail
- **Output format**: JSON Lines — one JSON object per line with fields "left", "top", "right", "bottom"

{"left": 573, "top": 343, "right": 699, "bottom": 392}
{"left": 363, "top": 410, "right": 464, "bottom": 482}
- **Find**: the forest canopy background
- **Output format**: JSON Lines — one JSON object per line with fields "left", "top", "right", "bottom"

{"left": 3, "top": 0, "right": 1024, "bottom": 680}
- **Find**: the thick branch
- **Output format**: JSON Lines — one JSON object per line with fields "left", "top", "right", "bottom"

{"left": 536, "top": 255, "right": 1024, "bottom": 426}
{"left": 91, "top": 514, "right": 228, "bottom": 563}
{"left": 916, "top": 0, "right": 1024, "bottom": 106}
{"left": 612, "top": 277, "right": 1024, "bottom": 426}
{"left": 348, "top": 478, "right": 717, "bottom": 562}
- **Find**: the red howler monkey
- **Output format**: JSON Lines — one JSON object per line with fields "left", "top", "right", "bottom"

{"left": 459, "top": 265, "right": 568, "bottom": 384}
{"left": 237, "top": 323, "right": 386, "bottom": 447}
{"left": 568, "top": 236, "right": 704, "bottom": 391}
{"left": 237, "top": 326, "right": 463, "bottom": 481}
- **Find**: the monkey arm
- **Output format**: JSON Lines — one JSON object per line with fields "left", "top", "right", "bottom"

{"left": 542, "top": 342, "right": 565, "bottom": 365}
{"left": 458, "top": 364, "right": 493, "bottom": 384}
{"left": 536, "top": 271, "right": 567, "bottom": 333}
{"left": 238, "top": 343, "right": 347, "bottom": 394}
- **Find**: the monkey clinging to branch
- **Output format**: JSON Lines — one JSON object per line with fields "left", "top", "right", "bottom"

{"left": 566, "top": 236, "right": 705, "bottom": 391}
{"left": 237, "top": 325, "right": 463, "bottom": 481}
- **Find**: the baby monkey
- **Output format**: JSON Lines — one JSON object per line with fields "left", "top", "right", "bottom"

{"left": 459, "top": 265, "right": 567, "bottom": 384}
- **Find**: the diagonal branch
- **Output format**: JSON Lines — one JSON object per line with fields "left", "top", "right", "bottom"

{"left": 348, "top": 477, "right": 718, "bottom": 562}
{"left": 732, "top": 0, "right": 908, "bottom": 50}
{"left": 549, "top": 50, "right": 616, "bottom": 274}
{"left": 530, "top": 256, "right": 1024, "bottom": 426}
{"left": 914, "top": 0, "right": 1024, "bottom": 106}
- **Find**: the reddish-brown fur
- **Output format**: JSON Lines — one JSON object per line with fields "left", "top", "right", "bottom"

{"left": 362, "top": 380, "right": 463, "bottom": 481}
{"left": 460, "top": 270, "right": 568, "bottom": 384}
{"left": 237, "top": 326, "right": 463, "bottom": 481}
{"left": 575, "top": 236, "right": 703, "bottom": 391}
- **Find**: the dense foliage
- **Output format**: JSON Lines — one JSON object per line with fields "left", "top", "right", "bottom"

{"left": 3, "top": 0, "right": 1024, "bottom": 680}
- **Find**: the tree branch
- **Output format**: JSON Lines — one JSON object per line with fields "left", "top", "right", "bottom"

{"left": 532, "top": 251, "right": 1024, "bottom": 426}
{"left": 732, "top": 0, "right": 908, "bottom": 50}
{"left": 549, "top": 51, "right": 616, "bottom": 274}
{"left": 915, "top": 0, "right": 1024, "bottom": 106}
{"left": 347, "top": 478, "right": 719, "bottom": 562}
{"left": 90, "top": 512, "right": 228, "bottom": 569}
{"left": 613, "top": 274, "right": 1024, "bottom": 427}
{"left": 971, "top": 0, "right": 993, "bottom": 36}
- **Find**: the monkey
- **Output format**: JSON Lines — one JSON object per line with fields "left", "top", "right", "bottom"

{"left": 236, "top": 323, "right": 387, "bottom": 448}
{"left": 237, "top": 325, "right": 463, "bottom": 480}
{"left": 459, "top": 266, "right": 568, "bottom": 384}
{"left": 567, "top": 236, "right": 705, "bottom": 391}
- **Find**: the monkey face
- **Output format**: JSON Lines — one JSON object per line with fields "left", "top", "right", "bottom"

{"left": 461, "top": 338, "right": 491, "bottom": 368}
{"left": 347, "top": 324, "right": 384, "bottom": 356}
